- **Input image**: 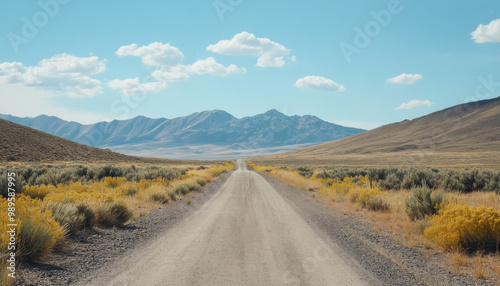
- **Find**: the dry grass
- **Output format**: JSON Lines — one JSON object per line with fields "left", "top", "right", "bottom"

{"left": 472, "top": 253, "right": 489, "bottom": 279}
{"left": 447, "top": 249, "right": 468, "bottom": 273}
{"left": 447, "top": 191, "right": 500, "bottom": 209}
{"left": 251, "top": 151, "right": 500, "bottom": 169}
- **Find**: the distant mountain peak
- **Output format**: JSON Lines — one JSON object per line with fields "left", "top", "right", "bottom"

{"left": 263, "top": 109, "right": 286, "bottom": 117}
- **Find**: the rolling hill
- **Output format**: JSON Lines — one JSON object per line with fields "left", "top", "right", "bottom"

{"left": 0, "top": 119, "right": 196, "bottom": 164}
{"left": 0, "top": 110, "right": 365, "bottom": 160}
{"left": 253, "top": 97, "right": 500, "bottom": 168}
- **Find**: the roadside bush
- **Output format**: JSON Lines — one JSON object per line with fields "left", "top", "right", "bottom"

{"left": 151, "top": 192, "right": 169, "bottom": 204}
{"left": 366, "top": 196, "right": 390, "bottom": 212}
{"left": 424, "top": 204, "right": 500, "bottom": 251}
{"left": 405, "top": 186, "right": 444, "bottom": 221}
{"left": 196, "top": 178, "right": 206, "bottom": 186}
{"left": 355, "top": 188, "right": 382, "bottom": 208}
{"left": 168, "top": 190, "right": 177, "bottom": 201}
{"left": 47, "top": 202, "right": 95, "bottom": 235}
{"left": 96, "top": 202, "right": 132, "bottom": 227}
{"left": 175, "top": 185, "right": 189, "bottom": 195}
{"left": 208, "top": 164, "right": 233, "bottom": 177}
{"left": 188, "top": 184, "right": 201, "bottom": 192}
{"left": 15, "top": 196, "right": 65, "bottom": 262}
{"left": 297, "top": 166, "right": 313, "bottom": 178}
{"left": 76, "top": 203, "right": 96, "bottom": 229}
{"left": 47, "top": 203, "right": 80, "bottom": 235}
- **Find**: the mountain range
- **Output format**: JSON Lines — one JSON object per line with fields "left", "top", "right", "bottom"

{"left": 0, "top": 110, "right": 365, "bottom": 160}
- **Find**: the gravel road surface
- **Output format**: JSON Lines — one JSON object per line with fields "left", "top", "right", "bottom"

{"left": 79, "top": 160, "right": 380, "bottom": 285}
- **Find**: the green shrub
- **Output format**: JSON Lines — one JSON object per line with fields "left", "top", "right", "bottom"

{"left": 151, "top": 192, "right": 169, "bottom": 204}
{"left": 402, "top": 168, "right": 437, "bottom": 189}
{"left": 168, "top": 190, "right": 177, "bottom": 201}
{"left": 17, "top": 217, "right": 61, "bottom": 262}
{"left": 187, "top": 184, "right": 200, "bottom": 192}
{"left": 366, "top": 196, "right": 390, "bottom": 212}
{"left": 47, "top": 202, "right": 95, "bottom": 235}
{"left": 297, "top": 166, "right": 313, "bottom": 178}
{"left": 76, "top": 203, "right": 96, "bottom": 229}
{"left": 175, "top": 185, "right": 189, "bottom": 195}
{"left": 196, "top": 178, "right": 206, "bottom": 186}
{"left": 380, "top": 173, "right": 402, "bottom": 190}
{"left": 405, "top": 186, "right": 444, "bottom": 221}
{"left": 96, "top": 202, "right": 132, "bottom": 227}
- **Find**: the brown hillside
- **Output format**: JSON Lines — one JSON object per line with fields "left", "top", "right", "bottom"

{"left": 253, "top": 97, "right": 500, "bottom": 168}
{"left": 0, "top": 119, "right": 187, "bottom": 164}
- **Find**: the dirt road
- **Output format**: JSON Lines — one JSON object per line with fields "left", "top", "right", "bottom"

{"left": 80, "top": 160, "right": 380, "bottom": 285}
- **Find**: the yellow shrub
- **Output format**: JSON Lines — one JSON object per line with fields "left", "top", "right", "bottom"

{"left": 318, "top": 176, "right": 370, "bottom": 196}
{"left": 103, "top": 177, "right": 127, "bottom": 188}
{"left": 23, "top": 185, "right": 54, "bottom": 199}
{"left": 207, "top": 163, "right": 234, "bottom": 177}
{"left": 424, "top": 204, "right": 500, "bottom": 251}
{"left": 0, "top": 195, "right": 65, "bottom": 262}
{"left": 355, "top": 188, "right": 382, "bottom": 208}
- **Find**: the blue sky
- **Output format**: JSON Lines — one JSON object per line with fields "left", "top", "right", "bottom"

{"left": 0, "top": 0, "right": 499, "bottom": 129}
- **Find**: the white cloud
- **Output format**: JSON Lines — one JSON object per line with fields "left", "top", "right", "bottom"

{"left": 152, "top": 65, "right": 190, "bottom": 82}
{"left": 116, "top": 42, "right": 184, "bottom": 67}
{"left": 151, "top": 57, "right": 243, "bottom": 82}
{"left": 295, "top": 76, "right": 346, "bottom": 92}
{"left": 395, "top": 99, "right": 433, "bottom": 110}
{"left": 0, "top": 53, "right": 105, "bottom": 98}
{"left": 108, "top": 78, "right": 167, "bottom": 96}
{"left": 207, "top": 32, "right": 291, "bottom": 67}
{"left": 471, "top": 19, "right": 500, "bottom": 43}
{"left": 387, "top": 73, "right": 423, "bottom": 85}
{"left": 187, "top": 57, "right": 245, "bottom": 76}
{"left": 113, "top": 43, "right": 244, "bottom": 95}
